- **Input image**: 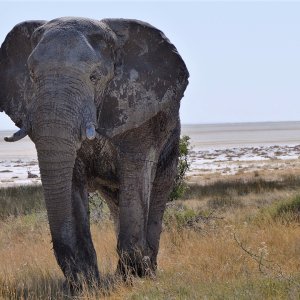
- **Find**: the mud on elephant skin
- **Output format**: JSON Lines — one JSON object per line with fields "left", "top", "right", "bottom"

{"left": 0, "top": 17, "right": 189, "bottom": 286}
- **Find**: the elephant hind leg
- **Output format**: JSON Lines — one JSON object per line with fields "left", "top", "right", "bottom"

{"left": 146, "top": 127, "right": 180, "bottom": 271}
{"left": 116, "top": 150, "right": 157, "bottom": 278}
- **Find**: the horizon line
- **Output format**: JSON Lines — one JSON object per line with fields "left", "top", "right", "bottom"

{"left": 2, "top": 120, "right": 300, "bottom": 131}
{"left": 181, "top": 120, "right": 300, "bottom": 126}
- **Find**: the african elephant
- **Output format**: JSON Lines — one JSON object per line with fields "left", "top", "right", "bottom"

{"left": 0, "top": 17, "right": 189, "bottom": 286}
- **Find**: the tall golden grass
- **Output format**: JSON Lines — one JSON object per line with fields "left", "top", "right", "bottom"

{"left": 1, "top": 171, "right": 300, "bottom": 299}
{"left": 1, "top": 215, "right": 300, "bottom": 298}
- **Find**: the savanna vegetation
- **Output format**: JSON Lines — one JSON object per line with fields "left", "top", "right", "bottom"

{"left": 1, "top": 140, "right": 300, "bottom": 298}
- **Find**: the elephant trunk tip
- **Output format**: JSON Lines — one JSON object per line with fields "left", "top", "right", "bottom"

{"left": 4, "top": 127, "right": 28, "bottom": 142}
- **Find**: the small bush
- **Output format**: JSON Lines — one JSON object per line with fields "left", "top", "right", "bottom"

{"left": 163, "top": 203, "right": 214, "bottom": 232}
{"left": 164, "top": 204, "right": 197, "bottom": 229}
{"left": 258, "top": 195, "right": 300, "bottom": 224}
{"left": 272, "top": 195, "right": 300, "bottom": 223}
{"left": 89, "top": 192, "right": 110, "bottom": 223}
{"left": 169, "top": 135, "right": 191, "bottom": 201}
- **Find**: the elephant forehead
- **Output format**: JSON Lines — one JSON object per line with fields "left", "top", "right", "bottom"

{"left": 29, "top": 29, "right": 100, "bottom": 67}
{"left": 44, "top": 17, "right": 106, "bottom": 33}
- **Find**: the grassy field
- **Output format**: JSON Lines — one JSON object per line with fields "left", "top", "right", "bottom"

{"left": 1, "top": 171, "right": 300, "bottom": 299}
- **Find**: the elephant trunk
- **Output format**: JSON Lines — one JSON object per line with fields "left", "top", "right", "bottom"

{"left": 36, "top": 133, "right": 77, "bottom": 277}
{"left": 31, "top": 82, "right": 98, "bottom": 281}
{"left": 37, "top": 143, "right": 75, "bottom": 240}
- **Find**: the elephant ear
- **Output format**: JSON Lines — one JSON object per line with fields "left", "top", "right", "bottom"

{"left": 0, "top": 20, "right": 45, "bottom": 128}
{"left": 99, "top": 19, "right": 189, "bottom": 137}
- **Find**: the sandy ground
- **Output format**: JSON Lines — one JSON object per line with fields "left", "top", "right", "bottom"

{"left": 188, "top": 144, "right": 300, "bottom": 176}
{"left": 1, "top": 142, "right": 300, "bottom": 188}
{"left": 0, "top": 132, "right": 39, "bottom": 187}
{"left": 1, "top": 128, "right": 300, "bottom": 187}
{"left": 182, "top": 122, "right": 300, "bottom": 183}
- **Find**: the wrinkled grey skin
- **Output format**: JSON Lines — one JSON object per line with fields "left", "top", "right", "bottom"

{"left": 0, "top": 17, "right": 189, "bottom": 286}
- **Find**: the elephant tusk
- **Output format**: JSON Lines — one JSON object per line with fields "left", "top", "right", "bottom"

{"left": 86, "top": 123, "right": 96, "bottom": 140}
{"left": 4, "top": 127, "right": 28, "bottom": 142}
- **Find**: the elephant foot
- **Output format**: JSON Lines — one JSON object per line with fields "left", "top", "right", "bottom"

{"left": 116, "top": 251, "right": 156, "bottom": 280}
{"left": 63, "top": 265, "right": 100, "bottom": 294}
{"left": 66, "top": 268, "right": 100, "bottom": 293}
{"left": 53, "top": 239, "right": 100, "bottom": 290}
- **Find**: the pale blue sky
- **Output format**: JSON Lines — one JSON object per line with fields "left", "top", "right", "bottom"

{"left": 0, "top": 1, "right": 300, "bottom": 130}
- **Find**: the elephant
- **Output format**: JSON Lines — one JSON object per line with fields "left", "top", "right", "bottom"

{"left": 0, "top": 17, "right": 189, "bottom": 286}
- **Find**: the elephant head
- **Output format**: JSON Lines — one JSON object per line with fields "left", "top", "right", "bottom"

{"left": 0, "top": 17, "right": 188, "bottom": 284}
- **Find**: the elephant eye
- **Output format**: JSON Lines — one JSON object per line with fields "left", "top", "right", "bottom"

{"left": 90, "top": 74, "right": 97, "bottom": 84}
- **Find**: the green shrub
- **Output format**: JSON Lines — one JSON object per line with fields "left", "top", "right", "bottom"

{"left": 89, "top": 191, "right": 110, "bottom": 223}
{"left": 169, "top": 135, "right": 191, "bottom": 201}
{"left": 164, "top": 205, "right": 197, "bottom": 229}
{"left": 163, "top": 203, "right": 212, "bottom": 231}
{"left": 259, "top": 195, "right": 300, "bottom": 223}
{"left": 274, "top": 196, "right": 300, "bottom": 223}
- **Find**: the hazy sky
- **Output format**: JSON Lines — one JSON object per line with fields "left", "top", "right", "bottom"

{"left": 0, "top": 1, "right": 299, "bottom": 130}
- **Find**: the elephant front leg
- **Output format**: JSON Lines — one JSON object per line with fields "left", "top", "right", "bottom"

{"left": 51, "top": 160, "right": 99, "bottom": 289}
{"left": 71, "top": 183, "right": 99, "bottom": 285}
{"left": 147, "top": 129, "right": 180, "bottom": 271}
{"left": 117, "top": 152, "right": 157, "bottom": 278}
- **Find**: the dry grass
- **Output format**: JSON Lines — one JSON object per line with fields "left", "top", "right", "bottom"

{"left": 1, "top": 171, "right": 300, "bottom": 299}
{"left": 0, "top": 217, "right": 119, "bottom": 299}
{"left": 1, "top": 214, "right": 300, "bottom": 299}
